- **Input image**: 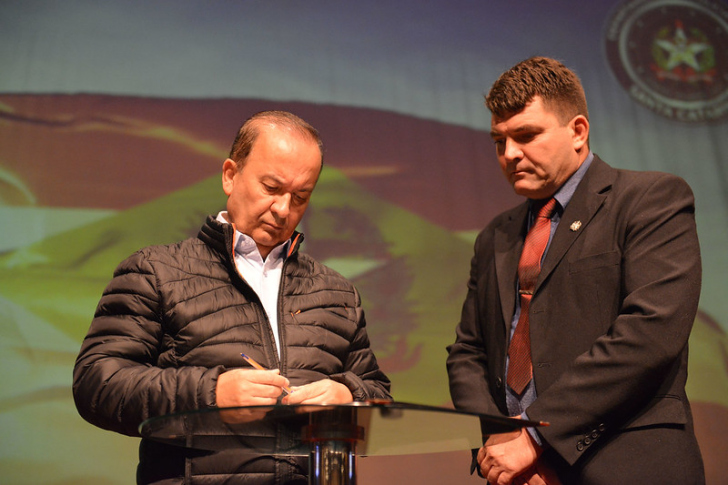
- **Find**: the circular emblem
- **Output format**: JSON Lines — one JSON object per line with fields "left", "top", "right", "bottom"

{"left": 605, "top": 0, "right": 728, "bottom": 123}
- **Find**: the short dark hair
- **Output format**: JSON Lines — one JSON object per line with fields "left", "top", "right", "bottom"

{"left": 228, "top": 110, "right": 324, "bottom": 169}
{"left": 485, "top": 56, "right": 588, "bottom": 124}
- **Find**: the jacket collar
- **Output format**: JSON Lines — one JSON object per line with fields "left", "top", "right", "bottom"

{"left": 198, "top": 215, "right": 305, "bottom": 265}
{"left": 493, "top": 155, "right": 615, "bottom": 325}
{"left": 538, "top": 155, "right": 615, "bottom": 285}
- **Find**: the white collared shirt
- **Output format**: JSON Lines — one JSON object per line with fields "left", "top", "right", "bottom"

{"left": 216, "top": 212, "right": 288, "bottom": 356}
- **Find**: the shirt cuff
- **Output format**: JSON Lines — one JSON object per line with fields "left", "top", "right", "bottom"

{"left": 521, "top": 411, "right": 545, "bottom": 448}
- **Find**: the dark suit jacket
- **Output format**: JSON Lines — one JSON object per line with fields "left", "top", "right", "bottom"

{"left": 447, "top": 156, "right": 705, "bottom": 484}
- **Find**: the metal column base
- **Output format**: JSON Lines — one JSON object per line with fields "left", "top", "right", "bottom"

{"left": 304, "top": 423, "right": 364, "bottom": 485}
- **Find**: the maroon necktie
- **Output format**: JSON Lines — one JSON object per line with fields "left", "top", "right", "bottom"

{"left": 507, "top": 198, "right": 557, "bottom": 395}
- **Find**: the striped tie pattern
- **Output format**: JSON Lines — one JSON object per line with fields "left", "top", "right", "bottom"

{"left": 507, "top": 198, "right": 557, "bottom": 395}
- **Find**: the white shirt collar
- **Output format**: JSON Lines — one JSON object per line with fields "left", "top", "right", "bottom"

{"left": 215, "top": 211, "right": 290, "bottom": 262}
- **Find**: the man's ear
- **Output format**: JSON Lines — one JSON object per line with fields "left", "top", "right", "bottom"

{"left": 221, "top": 158, "right": 238, "bottom": 196}
{"left": 571, "top": 115, "right": 589, "bottom": 151}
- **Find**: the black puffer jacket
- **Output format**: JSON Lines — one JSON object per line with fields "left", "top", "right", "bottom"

{"left": 73, "top": 216, "right": 391, "bottom": 484}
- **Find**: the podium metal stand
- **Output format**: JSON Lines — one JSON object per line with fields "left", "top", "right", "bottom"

{"left": 140, "top": 401, "right": 544, "bottom": 485}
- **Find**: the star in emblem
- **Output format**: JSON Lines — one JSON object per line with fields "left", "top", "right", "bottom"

{"left": 655, "top": 20, "right": 710, "bottom": 71}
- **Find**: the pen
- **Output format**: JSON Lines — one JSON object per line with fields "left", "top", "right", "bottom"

{"left": 240, "top": 353, "right": 293, "bottom": 395}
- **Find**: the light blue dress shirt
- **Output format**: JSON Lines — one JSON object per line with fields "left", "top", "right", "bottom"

{"left": 506, "top": 152, "right": 594, "bottom": 444}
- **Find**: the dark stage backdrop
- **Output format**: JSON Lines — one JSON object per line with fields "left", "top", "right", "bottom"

{"left": 1, "top": 1, "right": 727, "bottom": 483}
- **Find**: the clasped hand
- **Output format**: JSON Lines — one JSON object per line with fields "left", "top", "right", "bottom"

{"left": 478, "top": 428, "right": 560, "bottom": 485}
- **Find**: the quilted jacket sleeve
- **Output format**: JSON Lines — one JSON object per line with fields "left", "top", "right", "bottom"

{"left": 72, "top": 250, "right": 224, "bottom": 437}
{"left": 329, "top": 289, "right": 392, "bottom": 402}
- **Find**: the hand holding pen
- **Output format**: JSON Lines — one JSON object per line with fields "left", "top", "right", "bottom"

{"left": 241, "top": 354, "right": 293, "bottom": 395}
{"left": 240, "top": 353, "right": 354, "bottom": 405}
{"left": 214, "top": 354, "right": 292, "bottom": 409}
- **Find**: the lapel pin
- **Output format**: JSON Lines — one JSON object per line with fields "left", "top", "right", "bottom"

{"left": 570, "top": 220, "right": 582, "bottom": 232}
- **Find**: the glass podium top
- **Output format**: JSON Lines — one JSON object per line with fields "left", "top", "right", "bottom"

{"left": 140, "top": 400, "right": 545, "bottom": 457}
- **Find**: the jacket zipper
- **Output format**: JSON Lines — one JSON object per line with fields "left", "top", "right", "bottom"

{"left": 227, "top": 223, "right": 283, "bottom": 371}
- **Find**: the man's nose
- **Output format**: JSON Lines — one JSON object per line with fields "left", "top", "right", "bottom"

{"left": 271, "top": 194, "right": 291, "bottom": 219}
{"left": 503, "top": 138, "right": 523, "bottom": 161}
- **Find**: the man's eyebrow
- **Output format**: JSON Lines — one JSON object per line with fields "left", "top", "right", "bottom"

{"left": 261, "top": 174, "right": 316, "bottom": 193}
{"left": 490, "top": 124, "right": 542, "bottom": 138}
{"left": 261, "top": 174, "right": 283, "bottom": 184}
{"left": 513, "top": 124, "right": 541, "bottom": 133}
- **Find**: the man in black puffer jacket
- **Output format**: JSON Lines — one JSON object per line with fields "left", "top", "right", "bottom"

{"left": 73, "top": 110, "right": 391, "bottom": 484}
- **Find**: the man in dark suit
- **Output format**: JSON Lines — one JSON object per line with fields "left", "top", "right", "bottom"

{"left": 446, "top": 57, "right": 705, "bottom": 484}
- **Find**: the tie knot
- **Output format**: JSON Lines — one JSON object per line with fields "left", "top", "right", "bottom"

{"left": 535, "top": 198, "right": 557, "bottom": 219}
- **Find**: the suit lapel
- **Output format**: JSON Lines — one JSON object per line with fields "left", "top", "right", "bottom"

{"left": 495, "top": 203, "right": 529, "bottom": 329}
{"left": 538, "top": 156, "right": 616, "bottom": 288}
